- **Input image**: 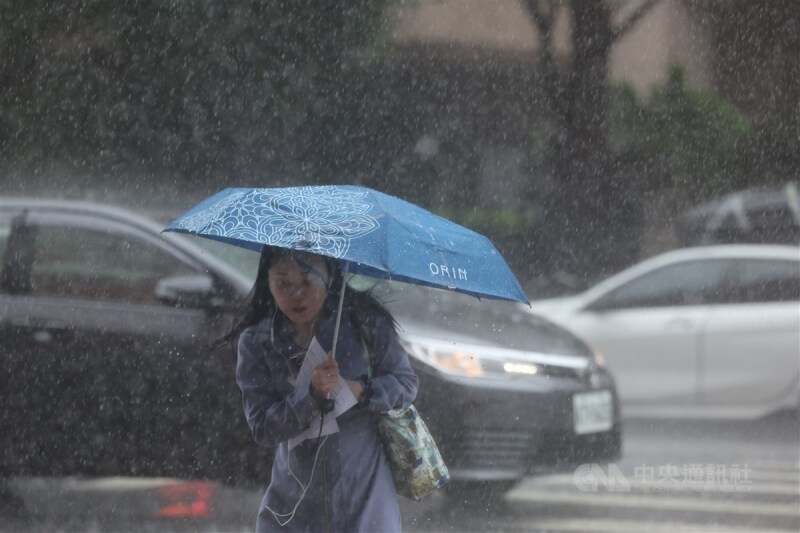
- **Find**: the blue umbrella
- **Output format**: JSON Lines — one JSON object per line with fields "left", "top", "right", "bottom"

{"left": 163, "top": 185, "right": 529, "bottom": 352}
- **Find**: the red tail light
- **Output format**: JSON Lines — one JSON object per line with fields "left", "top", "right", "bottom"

{"left": 155, "top": 480, "right": 215, "bottom": 519}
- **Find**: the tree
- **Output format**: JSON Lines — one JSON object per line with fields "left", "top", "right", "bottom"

{"left": 519, "top": 0, "right": 663, "bottom": 279}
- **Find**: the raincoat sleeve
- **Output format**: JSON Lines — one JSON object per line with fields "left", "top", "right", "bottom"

{"left": 235, "top": 329, "right": 321, "bottom": 448}
{"left": 366, "top": 316, "right": 419, "bottom": 412}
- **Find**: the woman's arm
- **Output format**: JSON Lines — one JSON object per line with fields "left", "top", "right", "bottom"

{"left": 235, "top": 331, "right": 322, "bottom": 447}
{"left": 365, "top": 316, "right": 419, "bottom": 412}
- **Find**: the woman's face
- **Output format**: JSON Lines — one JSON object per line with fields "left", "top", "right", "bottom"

{"left": 267, "top": 253, "right": 331, "bottom": 331}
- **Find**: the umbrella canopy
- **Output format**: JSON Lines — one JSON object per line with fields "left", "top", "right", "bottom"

{"left": 164, "top": 185, "right": 528, "bottom": 304}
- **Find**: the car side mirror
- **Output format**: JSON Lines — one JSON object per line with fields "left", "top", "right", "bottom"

{"left": 155, "top": 274, "right": 220, "bottom": 309}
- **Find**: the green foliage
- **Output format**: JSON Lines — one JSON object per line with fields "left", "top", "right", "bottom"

{"left": 608, "top": 65, "right": 754, "bottom": 195}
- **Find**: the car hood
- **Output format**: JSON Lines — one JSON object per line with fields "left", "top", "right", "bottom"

{"left": 527, "top": 295, "right": 585, "bottom": 317}
{"left": 395, "top": 319, "right": 503, "bottom": 349}
{"left": 391, "top": 307, "right": 593, "bottom": 360}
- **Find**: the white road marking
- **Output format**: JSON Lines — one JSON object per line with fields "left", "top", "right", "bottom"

{"left": 502, "top": 517, "right": 796, "bottom": 533}
{"left": 505, "top": 490, "right": 800, "bottom": 517}
{"left": 743, "top": 460, "right": 800, "bottom": 472}
{"left": 522, "top": 475, "right": 799, "bottom": 496}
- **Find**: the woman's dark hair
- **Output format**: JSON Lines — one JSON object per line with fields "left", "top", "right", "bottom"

{"left": 218, "top": 245, "right": 395, "bottom": 355}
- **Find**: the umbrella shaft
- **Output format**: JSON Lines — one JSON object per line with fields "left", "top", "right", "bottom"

{"left": 330, "top": 262, "right": 350, "bottom": 359}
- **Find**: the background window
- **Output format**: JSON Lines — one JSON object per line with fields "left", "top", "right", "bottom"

{"left": 29, "top": 225, "right": 197, "bottom": 304}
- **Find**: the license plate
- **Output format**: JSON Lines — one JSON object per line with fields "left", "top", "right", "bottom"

{"left": 573, "top": 390, "right": 613, "bottom": 435}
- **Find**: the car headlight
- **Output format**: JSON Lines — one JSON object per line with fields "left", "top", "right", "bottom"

{"left": 401, "top": 337, "right": 549, "bottom": 379}
{"left": 592, "top": 349, "right": 608, "bottom": 368}
{"left": 401, "top": 339, "right": 484, "bottom": 377}
{"left": 502, "top": 362, "right": 540, "bottom": 375}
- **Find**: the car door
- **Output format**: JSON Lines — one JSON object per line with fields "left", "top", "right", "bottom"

{"left": 0, "top": 208, "right": 240, "bottom": 479}
{"left": 701, "top": 257, "right": 800, "bottom": 411}
{"left": 568, "top": 259, "right": 733, "bottom": 413}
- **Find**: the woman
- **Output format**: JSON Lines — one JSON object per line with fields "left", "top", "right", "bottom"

{"left": 232, "top": 245, "right": 419, "bottom": 532}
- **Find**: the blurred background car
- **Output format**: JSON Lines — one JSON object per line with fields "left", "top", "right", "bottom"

{"left": 0, "top": 198, "right": 268, "bottom": 484}
{"left": 529, "top": 245, "right": 800, "bottom": 420}
{"left": 0, "top": 198, "right": 621, "bottom": 519}
{"left": 677, "top": 182, "right": 800, "bottom": 247}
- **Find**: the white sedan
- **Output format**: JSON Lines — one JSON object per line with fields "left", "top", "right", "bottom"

{"left": 529, "top": 245, "right": 800, "bottom": 419}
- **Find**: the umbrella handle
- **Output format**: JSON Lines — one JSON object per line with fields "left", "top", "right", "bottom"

{"left": 330, "top": 262, "right": 349, "bottom": 360}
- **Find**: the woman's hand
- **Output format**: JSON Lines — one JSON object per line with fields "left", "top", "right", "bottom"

{"left": 345, "top": 379, "right": 363, "bottom": 402}
{"left": 310, "top": 355, "right": 339, "bottom": 398}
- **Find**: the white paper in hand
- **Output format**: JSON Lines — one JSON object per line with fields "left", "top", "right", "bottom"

{"left": 288, "top": 337, "right": 358, "bottom": 450}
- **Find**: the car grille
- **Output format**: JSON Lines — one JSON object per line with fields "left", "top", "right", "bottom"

{"left": 441, "top": 429, "right": 538, "bottom": 471}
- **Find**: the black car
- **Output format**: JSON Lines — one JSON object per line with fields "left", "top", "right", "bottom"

{"left": 365, "top": 279, "right": 621, "bottom": 490}
{"left": 0, "top": 199, "right": 269, "bottom": 486}
{"left": 0, "top": 198, "right": 620, "bottom": 495}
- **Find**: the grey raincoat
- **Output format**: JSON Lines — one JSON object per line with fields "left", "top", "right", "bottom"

{"left": 236, "top": 305, "right": 419, "bottom": 532}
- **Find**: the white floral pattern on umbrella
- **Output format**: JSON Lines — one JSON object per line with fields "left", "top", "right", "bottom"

{"left": 176, "top": 186, "right": 380, "bottom": 258}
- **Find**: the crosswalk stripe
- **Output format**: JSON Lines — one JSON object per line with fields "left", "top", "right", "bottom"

{"left": 505, "top": 489, "right": 800, "bottom": 517}
{"left": 744, "top": 470, "right": 800, "bottom": 482}
{"left": 736, "top": 468, "right": 800, "bottom": 484}
{"left": 744, "top": 460, "right": 800, "bottom": 472}
{"left": 530, "top": 469, "right": 800, "bottom": 482}
{"left": 523, "top": 476, "right": 799, "bottom": 496}
{"left": 503, "top": 517, "right": 796, "bottom": 533}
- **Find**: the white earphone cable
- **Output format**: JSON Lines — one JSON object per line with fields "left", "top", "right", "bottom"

{"left": 265, "top": 433, "right": 329, "bottom": 526}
